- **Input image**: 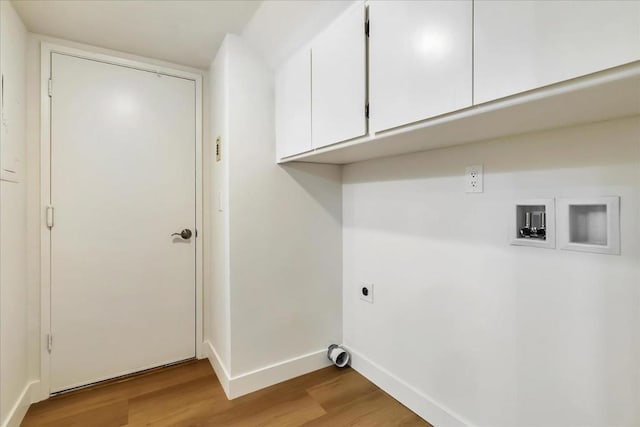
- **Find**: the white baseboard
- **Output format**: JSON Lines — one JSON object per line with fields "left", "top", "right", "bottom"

{"left": 32, "top": 380, "right": 48, "bottom": 404}
{"left": 228, "top": 349, "right": 331, "bottom": 399}
{"left": 203, "top": 341, "right": 332, "bottom": 400}
{"left": 345, "top": 346, "right": 475, "bottom": 427}
{"left": 2, "top": 380, "right": 39, "bottom": 427}
{"left": 203, "top": 340, "right": 231, "bottom": 397}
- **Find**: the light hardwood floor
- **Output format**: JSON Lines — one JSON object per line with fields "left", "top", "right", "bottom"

{"left": 22, "top": 359, "right": 431, "bottom": 426}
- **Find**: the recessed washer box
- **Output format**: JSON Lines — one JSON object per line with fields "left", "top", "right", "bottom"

{"left": 511, "top": 198, "right": 555, "bottom": 249}
{"left": 558, "top": 196, "right": 620, "bottom": 255}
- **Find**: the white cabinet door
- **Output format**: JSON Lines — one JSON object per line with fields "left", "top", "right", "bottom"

{"left": 275, "top": 49, "right": 312, "bottom": 159}
{"left": 474, "top": 0, "right": 640, "bottom": 104}
{"left": 312, "top": 2, "right": 367, "bottom": 149}
{"left": 369, "top": 1, "right": 472, "bottom": 133}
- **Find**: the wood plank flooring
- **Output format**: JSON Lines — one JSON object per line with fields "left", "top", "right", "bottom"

{"left": 22, "top": 359, "right": 431, "bottom": 426}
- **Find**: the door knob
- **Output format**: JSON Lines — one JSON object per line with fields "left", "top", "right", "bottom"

{"left": 171, "top": 229, "right": 192, "bottom": 240}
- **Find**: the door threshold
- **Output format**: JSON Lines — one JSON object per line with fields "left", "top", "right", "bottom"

{"left": 50, "top": 358, "right": 197, "bottom": 397}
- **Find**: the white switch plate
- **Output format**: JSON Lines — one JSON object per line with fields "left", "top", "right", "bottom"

{"left": 465, "top": 165, "right": 483, "bottom": 193}
{"left": 217, "top": 191, "right": 224, "bottom": 212}
{"left": 359, "top": 283, "right": 373, "bottom": 303}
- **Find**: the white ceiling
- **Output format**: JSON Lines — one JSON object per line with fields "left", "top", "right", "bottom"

{"left": 242, "top": 0, "right": 355, "bottom": 69}
{"left": 11, "top": 0, "right": 262, "bottom": 69}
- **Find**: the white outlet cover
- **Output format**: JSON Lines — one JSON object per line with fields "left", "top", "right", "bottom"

{"left": 359, "top": 283, "right": 373, "bottom": 303}
{"left": 465, "top": 165, "right": 483, "bottom": 193}
{"left": 217, "top": 191, "right": 224, "bottom": 212}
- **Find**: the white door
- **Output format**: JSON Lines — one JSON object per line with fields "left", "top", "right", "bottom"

{"left": 311, "top": 2, "right": 367, "bottom": 149}
{"left": 369, "top": 0, "right": 472, "bottom": 133}
{"left": 49, "top": 53, "right": 196, "bottom": 392}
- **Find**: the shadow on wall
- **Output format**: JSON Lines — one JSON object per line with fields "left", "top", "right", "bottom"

{"left": 281, "top": 162, "right": 342, "bottom": 223}
{"left": 342, "top": 117, "right": 640, "bottom": 184}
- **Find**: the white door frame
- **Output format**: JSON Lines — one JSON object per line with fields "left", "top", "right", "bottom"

{"left": 39, "top": 42, "right": 204, "bottom": 400}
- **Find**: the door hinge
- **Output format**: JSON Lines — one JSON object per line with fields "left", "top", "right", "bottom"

{"left": 365, "top": 103, "right": 369, "bottom": 119}
{"left": 47, "top": 334, "right": 53, "bottom": 353}
{"left": 46, "top": 205, "right": 54, "bottom": 228}
{"left": 48, "top": 79, "right": 53, "bottom": 97}
{"left": 365, "top": 19, "right": 370, "bottom": 37}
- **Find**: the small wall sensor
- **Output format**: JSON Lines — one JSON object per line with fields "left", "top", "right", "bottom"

{"left": 215, "top": 136, "right": 222, "bottom": 162}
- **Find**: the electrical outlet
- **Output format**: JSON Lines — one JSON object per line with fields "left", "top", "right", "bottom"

{"left": 359, "top": 283, "right": 373, "bottom": 303}
{"left": 465, "top": 165, "right": 483, "bottom": 193}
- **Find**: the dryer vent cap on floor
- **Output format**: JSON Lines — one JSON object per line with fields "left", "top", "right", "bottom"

{"left": 327, "top": 344, "right": 350, "bottom": 368}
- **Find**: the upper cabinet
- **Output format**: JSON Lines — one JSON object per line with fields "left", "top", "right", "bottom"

{"left": 474, "top": 0, "right": 640, "bottom": 104}
{"left": 275, "top": 0, "right": 640, "bottom": 164}
{"left": 311, "top": 2, "right": 367, "bottom": 149}
{"left": 275, "top": 48, "right": 312, "bottom": 159}
{"left": 369, "top": 1, "right": 472, "bottom": 133}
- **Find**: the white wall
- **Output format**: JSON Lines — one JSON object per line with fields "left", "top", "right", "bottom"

{"left": 226, "top": 35, "right": 343, "bottom": 375}
{"left": 0, "top": 1, "right": 30, "bottom": 424}
{"left": 206, "top": 34, "right": 343, "bottom": 396}
{"left": 343, "top": 116, "right": 640, "bottom": 427}
{"left": 206, "top": 38, "right": 231, "bottom": 373}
